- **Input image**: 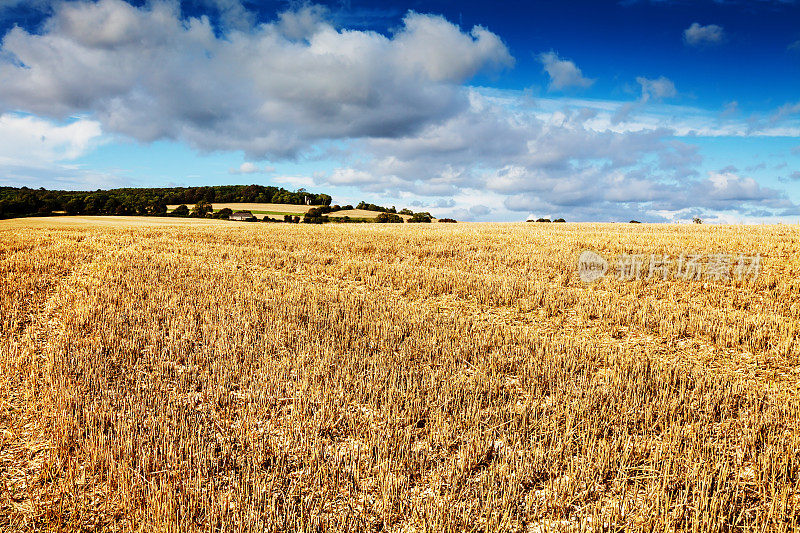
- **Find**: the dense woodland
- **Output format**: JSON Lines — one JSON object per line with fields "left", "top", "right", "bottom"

{"left": 0, "top": 185, "right": 332, "bottom": 219}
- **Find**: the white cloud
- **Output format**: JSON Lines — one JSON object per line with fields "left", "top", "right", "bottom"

{"left": 636, "top": 76, "right": 677, "bottom": 102}
{"left": 0, "top": 113, "right": 102, "bottom": 165}
{"left": 228, "top": 162, "right": 275, "bottom": 174}
{"left": 0, "top": 113, "right": 121, "bottom": 190}
{"left": 328, "top": 168, "right": 375, "bottom": 186}
{"left": 0, "top": 0, "right": 512, "bottom": 159}
{"left": 683, "top": 23, "right": 725, "bottom": 46}
{"left": 538, "top": 51, "right": 594, "bottom": 91}
{"left": 317, "top": 89, "right": 796, "bottom": 222}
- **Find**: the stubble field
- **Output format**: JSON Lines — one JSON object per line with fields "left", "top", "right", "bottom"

{"left": 1, "top": 217, "right": 799, "bottom": 532}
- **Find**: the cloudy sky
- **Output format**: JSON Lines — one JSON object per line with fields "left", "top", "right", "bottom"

{"left": 0, "top": 0, "right": 799, "bottom": 222}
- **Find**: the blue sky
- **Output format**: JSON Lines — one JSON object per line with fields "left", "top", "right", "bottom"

{"left": 0, "top": 0, "right": 798, "bottom": 222}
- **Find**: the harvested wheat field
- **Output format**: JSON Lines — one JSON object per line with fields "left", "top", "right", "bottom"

{"left": 2, "top": 218, "right": 800, "bottom": 532}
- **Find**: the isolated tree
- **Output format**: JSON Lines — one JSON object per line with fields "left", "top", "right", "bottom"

{"left": 191, "top": 201, "right": 212, "bottom": 217}
{"left": 173, "top": 204, "right": 190, "bottom": 217}
{"left": 408, "top": 212, "right": 432, "bottom": 223}
{"left": 151, "top": 202, "right": 168, "bottom": 216}
{"left": 693, "top": 217, "right": 703, "bottom": 224}
{"left": 376, "top": 212, "right": 403, "bottom": 223}
{"left": 215, "top": 208, "right": 233, "bottom": 219}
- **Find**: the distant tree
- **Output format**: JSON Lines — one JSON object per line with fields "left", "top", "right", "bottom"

{"left": 214, "top": 207, "right": 233, "bottom": 219}
{"left": 554, "top": 218, "right": 566, "bottom": 223}
{"left": 408, "top": 212, "right": 432, "bottom": 223}
{"left": 376, "top": 212, "right": 403, "bottom": 223}
{"left": 115, "top": 203, "right": 133, "bottom": 215}
{"left": 303, "top": 207, "right": 329, "bottom": 224}
{"left": 357, "top": 201, "right": 396, "bottom": 213}
{"left": 399, "top": 208, "right": 413, "bottom": 216}
{"left": 173, "top": 204, "right": 190, "bottom": 217}
{"left": 83, "top": 195, "right": 103, "bottom": 215}
{"left": 284, "top": 214, "right": 293, "bottom": 223}
{"left": 693, "top": 217, "right": 703, "bottom": 224}
{"left": 65, "top": 197, "right": 84, "bottom": 215}
{"left": 191, "top": 201, "right": 212, "bottom": 217}
{"left": 629, "top": 220, "right": 641, "bottom": 224}
{"left": 151, "top": 202, "right": 168, "bottom": 216}
{"left": 536, "top": 218, "right": 551, "bottom": 223}
{"left": 438, "top": 218, "right": 457, "bottom": 223}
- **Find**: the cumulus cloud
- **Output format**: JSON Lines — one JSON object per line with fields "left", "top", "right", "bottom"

{"left": 315, "top": 88, "right": 797, "bottom": 222}
{"left": 538, "top": 51, "right": 594, "bottom": 90}
{"left": 0, "top": 113, "right": 102, "bottom": 165}
{"left": 0, "top": 112, "right": 119, "bottom": 190}
{"left": 683, "top": 23, "right": 725, "bottom": 46}
{"left": 636, "top": 76, "right": 677, "bottom": 102}
{"left": 229, "top": 162, "right": 275, "bottom": 174}
{"left": 0, "top": 0, "right": 512, "bottom": 159}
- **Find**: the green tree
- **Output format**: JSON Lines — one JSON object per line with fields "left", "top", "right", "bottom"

{"left": 376, "top": 212, "right": 403, "bottom": 223}
{"left": 191, "top": 201, "right": 212, "bottom": 217}
{"left": 408, "top": 212, "right": 432, "bottom": 223}
{"left": 215, "top": 207, "right": 233, "bottom": 219}
{"left": 65, "top": 197, "right": 84, "bottom": 215}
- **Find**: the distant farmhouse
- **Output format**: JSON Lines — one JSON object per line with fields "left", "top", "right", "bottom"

{"left": 229, "top": 210, "right": 257, "bottom": 221}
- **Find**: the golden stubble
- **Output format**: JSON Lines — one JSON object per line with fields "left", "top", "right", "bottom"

{"left": 1, "top": 219, "right": 799, "bottom": 532}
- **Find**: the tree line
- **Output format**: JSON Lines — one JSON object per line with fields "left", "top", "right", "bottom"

{"left": 0, "top": 185, "right": 332, "bottom": 219}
